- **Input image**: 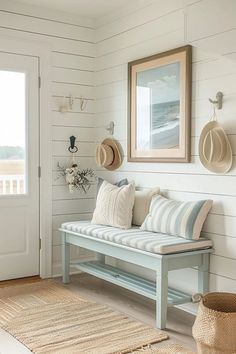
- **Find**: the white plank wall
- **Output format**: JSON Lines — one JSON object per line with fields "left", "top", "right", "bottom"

{"left": 94, "top": 0, "right": 236, "bottom": 310}
{"left": 0, "top": 0, "right": 95, "bottom": 276}
{"left": 1, "top": 0, "right": 235, "bottom": 304}
{"left": 186, "top": 0, "right": 236, "bottom": 62}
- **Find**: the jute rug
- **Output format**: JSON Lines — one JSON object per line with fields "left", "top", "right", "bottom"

{"left": 131, "top": 344, "right": 195, "bottom": 353}
{"left": 0, "top": 280, "right": 168, "bottom": 353}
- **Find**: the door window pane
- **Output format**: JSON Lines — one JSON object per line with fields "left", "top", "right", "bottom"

{"left": 0, "top": 70, "right": 26, "bottom": 195}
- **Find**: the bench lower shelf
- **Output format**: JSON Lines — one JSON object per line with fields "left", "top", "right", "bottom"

{"left": 72, "top": 261, "right": 192, "bottom": 306}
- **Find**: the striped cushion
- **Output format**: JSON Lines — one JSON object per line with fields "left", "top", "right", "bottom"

{"left": 141, "top": 195, "right": 212, "bottom": 240}
{"left": 61, "top": 221, "right": 212, "bottom": 255}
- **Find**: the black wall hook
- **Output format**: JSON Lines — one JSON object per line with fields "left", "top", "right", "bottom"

{"left": 68, "top": 135, "right": 78, "bottom": 153}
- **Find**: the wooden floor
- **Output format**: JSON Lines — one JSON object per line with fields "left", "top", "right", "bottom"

{"left": 0, "top": 275, "right": 40, "bottom": 288}
{"left": 0, "top": 274, "right": 197, "bottom": 352}
{"left": 55, "top": 273, "right": 197, "bottom": 351}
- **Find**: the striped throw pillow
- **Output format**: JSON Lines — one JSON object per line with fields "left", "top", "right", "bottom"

{"left": 141, "top": 195, "right": 212, "bottom": 240}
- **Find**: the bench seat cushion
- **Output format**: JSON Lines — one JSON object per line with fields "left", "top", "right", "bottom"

{"left": 61, "top": 221, "right": 213, "bottom": 255}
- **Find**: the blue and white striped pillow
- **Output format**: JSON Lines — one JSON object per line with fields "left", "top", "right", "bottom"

{"left": 141, "top": 195, "right": 212, "bottom": 240}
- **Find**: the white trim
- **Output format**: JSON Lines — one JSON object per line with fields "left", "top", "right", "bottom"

{"left": 0, "top": 35, "right": 52, "bottom": 278}
{"left": 177, "top": 303, "right": 198, "bottom": 316}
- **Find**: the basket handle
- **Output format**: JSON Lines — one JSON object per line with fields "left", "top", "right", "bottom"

{"left": 192, "top": 293, "right": 203, "bottom": 303}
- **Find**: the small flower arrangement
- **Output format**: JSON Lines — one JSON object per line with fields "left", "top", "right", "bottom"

{"left": 57, "top": 162, "right": 95, "bottom": 193}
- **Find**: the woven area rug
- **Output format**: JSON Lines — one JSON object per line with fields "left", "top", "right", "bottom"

{"left": 0, "top": 280, "right": 168, "bottom": 353}
{"left": 131, "top": 344, "right": 195, "bottom": 353}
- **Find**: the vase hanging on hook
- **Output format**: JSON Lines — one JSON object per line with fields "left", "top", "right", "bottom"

{"left": 56, "top": 135, "right": 95, "bottom": 193}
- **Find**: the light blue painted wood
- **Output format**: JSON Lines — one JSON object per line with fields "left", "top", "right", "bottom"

{"left": 167, "top": 253, "right": 209, "bottom": 270}
{"left": 75, "top": 261, "right": 155, "bottom": 300}
{"left": 60, "top": 228, "right": 212, "bottom": 329}
{"left": 198, "top": 253, "right": 210, "bottom": 294}
{"left": 59, "top": 229, "right": 212, "bottom": 271}
{"left": 156, "top": 258, "right": 168, "bottom": 329}
{"left": 73, "top": 261, "right": 192, "bottom": 305}
{"left": 89, "top": 262, "right": 154, "bottom": 291}
{"left": 104, "top": 264, "right": 155, "bottom": 290}
{"left": 96, "top": 252, "right": 105, "bottom": 263}
{"left": 62, "top": 232, "right": 70, "bottom": 284}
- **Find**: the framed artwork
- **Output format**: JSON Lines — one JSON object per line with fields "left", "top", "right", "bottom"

{"left": 128, "top": 45, "right": 192, "bottom": 162}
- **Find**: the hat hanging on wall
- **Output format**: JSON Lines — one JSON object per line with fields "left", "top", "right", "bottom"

{"left": 96, "top": 138, "right": 122, "bottom": 171}
{"left": 199, "top": 93, "right": 232, "bottom": 174}
{"left": 199, "top": 121, "right": 232, "bottom": 173}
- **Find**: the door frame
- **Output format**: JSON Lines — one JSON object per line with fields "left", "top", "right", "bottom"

{"left": 0, "top": 36, "right": 52, "bottom": 278}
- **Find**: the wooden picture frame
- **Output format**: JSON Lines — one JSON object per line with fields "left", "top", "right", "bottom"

{"left": 128, "top": 45, "right": 192, "bottom": 163}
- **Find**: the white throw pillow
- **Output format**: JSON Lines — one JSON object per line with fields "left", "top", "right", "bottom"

{"left": 132, "top": 187, "right": 160, "bottom": 226}
{"left": 91, "top": 180, "right": 135, "bottom": 229}
{"left": 141, "top": 195, "right": 212, "bottom": 240}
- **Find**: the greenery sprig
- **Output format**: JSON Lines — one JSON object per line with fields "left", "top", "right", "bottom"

{"left": 57, "top": 163, "right": 95, "bottom": 193}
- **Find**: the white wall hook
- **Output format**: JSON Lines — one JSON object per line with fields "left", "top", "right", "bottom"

{"left": 209, "top": 91, "right": 223, "bottom": 110}
{"left": 79, "top": 96, "right": 87, "bottom": 111}
{"left": 59, "top": 94, "right": 74, "bottom": 113}
{"left": 59, "top": 96, "right": 68, "bottom": 113}
{"left": 68, "top": 94, "right": 74, "bottom": 110}
{"left": 106, "top": 121, "right": 115, "bottom": 135}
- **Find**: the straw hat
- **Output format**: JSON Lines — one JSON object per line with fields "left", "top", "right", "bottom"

{"left": 199, "top": 120, "right": 232, "bottom": 173}
{"left": 95, "top": 138, "right": 122, "bottom": 170}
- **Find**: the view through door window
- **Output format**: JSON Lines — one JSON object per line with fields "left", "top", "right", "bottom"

{"left": 0, "top": 70, "right": 26, "bottom": 195}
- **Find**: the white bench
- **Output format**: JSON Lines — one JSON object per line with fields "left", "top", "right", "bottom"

{"left": 60, "top": 221, "right": 213, "bottom": 329}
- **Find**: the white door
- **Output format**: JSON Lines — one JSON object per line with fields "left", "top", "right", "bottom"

{"left": 0, "top": 52, "right": 40, "bottom": 281}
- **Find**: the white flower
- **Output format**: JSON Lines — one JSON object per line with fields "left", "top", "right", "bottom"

{"left": 68, "top": 184, "right": 74, "bottom": 193}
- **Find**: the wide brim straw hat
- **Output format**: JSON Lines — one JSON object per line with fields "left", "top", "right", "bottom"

{"left": 95, "top": 138, "right": 122, "bottom": 171}
{"left": 199, "top": 120, "right": 232, "bottom": 174}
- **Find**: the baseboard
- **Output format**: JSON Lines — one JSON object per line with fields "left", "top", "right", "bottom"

{"left": 176, "top": 302, "right": 198, "bottom": 316}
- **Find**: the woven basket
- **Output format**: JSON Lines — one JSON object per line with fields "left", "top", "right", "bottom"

{"left": 192, "top": 292, "right": 236, "bottom": 354}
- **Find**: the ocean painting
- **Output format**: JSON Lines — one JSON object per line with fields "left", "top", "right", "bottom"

{"left": 129, "top": 46, "right": 191, "bottom": 162}
{"left": 136, "top": 62, "right": 180, "bottom": 150}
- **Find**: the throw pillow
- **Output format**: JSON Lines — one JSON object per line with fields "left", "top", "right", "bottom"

{"left": 141, "top": 195, "right": 212, "bottom": 240}
{"left": 97, "top": 177, "right": 128, "bottom": 195}
{"left": 92, "top": 180, "right": 135, "bottom": 229}
{"left": 132, "top": 187, "right": 160, "bottom": 226}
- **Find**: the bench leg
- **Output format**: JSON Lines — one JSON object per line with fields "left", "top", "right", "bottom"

{"left": 198, "top": 253, "right": 210, "bottom": 294}
{"left": 62, "top": 232, "right": 70, "bottom": 284}
{"left": 156, "top": 259, "right": 168, "bottom": 329}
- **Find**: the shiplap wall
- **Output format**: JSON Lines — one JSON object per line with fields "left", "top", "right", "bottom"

{"left": 0, "top": 0, "right": 96, "bottom": 276}
{"left": 186, "top": 0, "right": 236, "bottom": 61}
{"left": 94, "top": 0, "right": 236, "bottom": 311}
{"left": 2, "top": 0, "right": 236, "bottom": 299}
